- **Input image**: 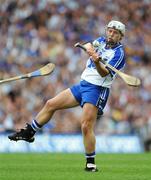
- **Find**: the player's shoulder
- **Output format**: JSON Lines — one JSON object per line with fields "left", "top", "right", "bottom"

{"left": 94, "top": 36, "right": 106, "bottom": 43}
{"left": 114, "top": 43, "right": 125, "bottom": 53}
{"left": 92, "top": 36, "right": 106, "bottom": 47}
{"left": 114, "top": 44, "right": 125, "bottom": 60}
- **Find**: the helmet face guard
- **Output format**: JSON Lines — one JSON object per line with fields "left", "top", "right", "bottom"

{"left": 107, "top": 20, "right": 125, "bottom": 36}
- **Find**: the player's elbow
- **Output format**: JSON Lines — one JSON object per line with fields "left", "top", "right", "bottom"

{"left": 99, "top": 71, "right": 109, "bottom": 77}
{"left": 101, "top": 73, "right": 108, "bottom": 77}
{"left": 97, "top": 67, "right": 109, "bottom": 77}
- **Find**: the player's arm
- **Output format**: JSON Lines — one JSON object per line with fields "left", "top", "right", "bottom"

{"left": 84, "top": 43, "right": 109, "bottom": 77}
{"left": 94, "top": 59, "right": 109, "bottom": 77}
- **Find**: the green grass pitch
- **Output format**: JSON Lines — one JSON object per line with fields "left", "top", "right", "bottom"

{"left": 0, "top": 153, "right": 151, "bottom": 180}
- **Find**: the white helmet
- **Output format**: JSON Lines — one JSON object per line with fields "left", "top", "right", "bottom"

{"left": 107, "top": 20, "right": 125, "bottom": 36}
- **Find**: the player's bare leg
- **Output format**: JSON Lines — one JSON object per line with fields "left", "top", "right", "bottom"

{"left": 8, "top": 89, "right": 79, "bottom": 142}
{"left": 81, "top": 103, "right": 98, "bottom": 172}
{"left": 35, "top": 89, "right": 79, "bottom": 125}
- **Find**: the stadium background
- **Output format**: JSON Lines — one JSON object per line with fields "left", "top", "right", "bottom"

{"left": 0, "top": 0, "right": 151, "bottom": 153}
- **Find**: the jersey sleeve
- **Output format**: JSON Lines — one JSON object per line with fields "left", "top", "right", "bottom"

{"left": 107, "top": 48, "right": 125, "bottom": 76}
{"left": 92, "top": 37, "right": 105, "bottom": 47}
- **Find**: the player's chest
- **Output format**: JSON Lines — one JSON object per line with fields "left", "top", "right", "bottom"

{"left": 97, "top": 46, "right": 114, "bottom": 62}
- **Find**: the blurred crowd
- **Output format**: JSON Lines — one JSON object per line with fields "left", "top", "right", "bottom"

{"left": 0, "top": 0, "right": 151, "bottom": 147}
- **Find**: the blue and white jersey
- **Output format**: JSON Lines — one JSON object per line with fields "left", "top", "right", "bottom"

{"left": 81, "top": 37, "right": 125, "bottom": 88}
